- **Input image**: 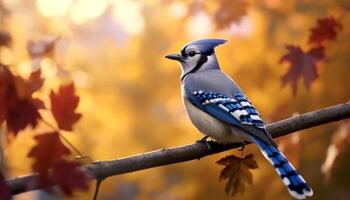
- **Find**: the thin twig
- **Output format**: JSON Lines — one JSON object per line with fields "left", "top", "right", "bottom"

{"left": 92, "top": 178, "right": 104, "bottom": 200}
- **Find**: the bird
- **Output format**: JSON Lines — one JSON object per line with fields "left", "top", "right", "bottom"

{"left": 165, "top": 39, "right": 313, "bottom": 199}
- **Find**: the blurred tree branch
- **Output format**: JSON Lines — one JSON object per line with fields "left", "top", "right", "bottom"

{"left": 7, "top": 102, "right": 350, "bottom": 196}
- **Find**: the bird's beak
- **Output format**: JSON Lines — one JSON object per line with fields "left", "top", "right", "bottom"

{"left": 165, "top": 53, "right": 182, "bottom": 61}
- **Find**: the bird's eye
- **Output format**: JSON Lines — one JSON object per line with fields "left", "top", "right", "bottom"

{"left": 188, "top": 51, "right": 196, "bottom": 57}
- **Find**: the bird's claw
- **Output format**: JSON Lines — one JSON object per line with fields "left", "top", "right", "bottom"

{"left": 199, "top": 135, "right": 209, "bottom": 142}
{"left": 196, "top": 135, "right": 211, "bottom": 150}
{"left": 238, "top": 141, "right": 245, "bottom": 151}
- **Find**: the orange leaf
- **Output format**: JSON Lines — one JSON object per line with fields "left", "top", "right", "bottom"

{"left": 217, "top": 154, "right": 258, "bottom": 196}
{"left": 280, "top": 45, "right": 325, "bottom": 96}
{"left": 50, "top": 83, "right": 82, "bottom": 131}
{"left": 27, "top": 132, "right": 71, "bottom": 179}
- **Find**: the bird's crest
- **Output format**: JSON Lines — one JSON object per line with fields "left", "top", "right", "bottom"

{"left": 183, "top": 39, "right": 227, "bottom": 54}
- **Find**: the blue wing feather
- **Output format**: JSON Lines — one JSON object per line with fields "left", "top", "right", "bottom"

{"left": 205, "top": 104, "right": 243, "bottom": 128}
{"left": 185, "top": 90, "right": 265, "bottom": 130}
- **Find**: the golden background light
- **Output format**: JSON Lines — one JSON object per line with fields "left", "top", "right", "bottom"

{"left": 36, "top": 0, "right": 73, "bottom": 17}
{"left": 1, "top": 1, "right": 349, "bottom": 200}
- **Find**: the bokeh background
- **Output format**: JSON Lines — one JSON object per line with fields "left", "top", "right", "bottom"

{"left": 1, "top": 0, "right": 349, "bottom": 199}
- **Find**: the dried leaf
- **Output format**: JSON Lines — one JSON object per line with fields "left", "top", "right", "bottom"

{"left": 51, "top": 160, "right": 90, "bottom": 196}
{"left": 217, "top": 154, "right": 258, "bottom": 196}
{"left": 213, "top": 0, "right": 248, "bottom": 29}
{"left": 280, "top": 45, "right": 325, "bottom": 96}
{"left": 309, "top": 16, "right": 342, "bottom": 47}
{"left": 50, "top": 83, "right": 82, "bottom": 131}
{"left": 321, "top": 121, "right": 350, "bottom": 183}
{"left": 0, "top": 171, "right": 12, "bottom": 200}
{"left": 27, "top": 132, "right": 71, "bottom": 179}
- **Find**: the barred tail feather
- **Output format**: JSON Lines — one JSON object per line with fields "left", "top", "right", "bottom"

{"left": 253, "top": 138, "right": 313, "bottom": 199}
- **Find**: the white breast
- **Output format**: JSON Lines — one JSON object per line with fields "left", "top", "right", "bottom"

{"left": 183, "top": 99, "right": 251, "bottom": 143}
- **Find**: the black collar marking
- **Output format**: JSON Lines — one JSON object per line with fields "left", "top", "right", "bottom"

{"left": 181, "top": 53, "right": 208, "bottom": 81}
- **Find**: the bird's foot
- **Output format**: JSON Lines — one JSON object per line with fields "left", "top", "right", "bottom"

{"left": 196, "top": 135, "right": 211, "bottom": 150}
{"left": 238, "top": 141, "right": 245, "bottom": 151}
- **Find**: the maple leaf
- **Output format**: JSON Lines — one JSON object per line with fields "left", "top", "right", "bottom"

{"left": 309, "top": 16, "right": 342, "bottom": 47}
{"left": 0, "top": 172, "right": 12, "bottom": 200}
{"left": 0, "top": 66, "right": 44, "bottom": 134}
{"left": 6, "top": 98, "right": 44, "bottom": 133}
{"left": 217, "top": 154, "right": 258, "bottom": 196}
{"left": 51, "top": 160, "right": 90, "bottom": 196}
{"left": 280, "top": 45, "right": 325, "bottom": 96}
{"left": 27, "top": 132, "right": 71, "bottom": 179}
{"left": 50, "top": 83, "right": 82, "bottom": 131}
{"left": 213, "top": 0, "right": 248, "bottom": 29}
{"left": 13, "top": 69, "right": 44, "bottom": 99}
{"left": 27, "top": 132, "right": 90, "bottom": 195}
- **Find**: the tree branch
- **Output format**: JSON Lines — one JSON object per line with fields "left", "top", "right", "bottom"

{"left": 7, "top": 102, "right": 350, "bottom": 195}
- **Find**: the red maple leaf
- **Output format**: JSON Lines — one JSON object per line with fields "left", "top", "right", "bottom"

{"left": 0, "top": 172, "right": 12, "bottom": 200}
{"left": 27, "top": 132, "right": 90, "bottom": 195}
{"left": 27, "top": 132, "right": 71, "bottom": 179}
{"left": 280, "top": 45, "right": 325, "bottom": 96}
{"left": 6, "top": 98, "right": 44, "bottom": 133}
{"left": 50, "top": 83, "right": 81, "bottom": 131}
{"left": 51, "top": 160, "right": 90, "bottom": 196}
{"left": 0, "top": 66, "right": 45, "bottom": 134}
{"left": 309, "top": 16, "right": 342, "bottom": 47}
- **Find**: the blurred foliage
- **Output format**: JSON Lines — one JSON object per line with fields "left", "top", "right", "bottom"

{"left": 0, "top": 0, "right": 349, "bottom": 199}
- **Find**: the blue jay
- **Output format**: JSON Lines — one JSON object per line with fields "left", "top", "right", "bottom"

{"left": 165, "top": 39, "right": 313, "bottom": 199}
